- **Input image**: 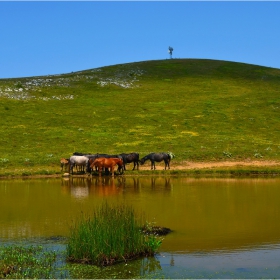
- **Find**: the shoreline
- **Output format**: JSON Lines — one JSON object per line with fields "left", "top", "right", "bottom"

{"left": 1, "top": 160, "right": 280, "bottom": 179}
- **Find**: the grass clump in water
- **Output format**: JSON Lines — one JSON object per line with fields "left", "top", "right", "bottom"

{"left": 66, "top": 202, "right": 162, "bottom": 266}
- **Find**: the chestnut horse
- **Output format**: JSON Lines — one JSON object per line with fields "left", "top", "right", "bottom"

{"left": 90, "top": 157, "right": 124, "bottom": 177}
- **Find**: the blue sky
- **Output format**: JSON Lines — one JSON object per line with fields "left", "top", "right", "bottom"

{"left": 1, "top": 1, "right": 280, "bottom": 78}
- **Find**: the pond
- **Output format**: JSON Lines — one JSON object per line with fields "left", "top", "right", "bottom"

{"left": 1, "top": 176, "right": 280, "bottom": 278}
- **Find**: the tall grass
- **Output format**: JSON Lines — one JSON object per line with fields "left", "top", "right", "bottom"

{"left": 67, "top": 202, "right": 161, "bottom": 266}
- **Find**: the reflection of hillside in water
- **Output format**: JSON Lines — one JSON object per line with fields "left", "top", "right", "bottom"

{"left": 2, "top": 177, "right": 280, "bottom": 253}
{"left": 61, "top": 177, "right": 172, "bottom": 198}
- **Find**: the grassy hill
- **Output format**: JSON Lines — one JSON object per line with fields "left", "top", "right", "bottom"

{"left": 1, "top": 59, "right": 280, "bottom": 175}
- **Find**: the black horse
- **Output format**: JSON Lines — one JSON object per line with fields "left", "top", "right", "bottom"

{"left": 119, "top": 152, "right": 140, "bottom": 171}
{"left": 140, "top": 152, "right": 171, "bottom": 170}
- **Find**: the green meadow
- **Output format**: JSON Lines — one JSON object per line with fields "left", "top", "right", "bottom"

{"left": 1, "top": 59, "right": 280, "bottom": 176}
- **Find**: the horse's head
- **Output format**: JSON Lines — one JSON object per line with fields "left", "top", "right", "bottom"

{"left": 90, "top": 160, "right": 98, "bottom": 169}
{"left": 86, "top": 162, "right": 92, "bottom": 173}
{"left": 117, "top": 159, "right": 124, "bottom": 174}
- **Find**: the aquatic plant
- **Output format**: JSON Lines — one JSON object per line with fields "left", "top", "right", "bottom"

{"left": 0, "top": 245, "right": 57, "bottom": 279}
{"left": 142, "top": 221, "right": 172, "bottom": 236}
{"left": 66, "top": 202, "right": 162, "bottom": 266}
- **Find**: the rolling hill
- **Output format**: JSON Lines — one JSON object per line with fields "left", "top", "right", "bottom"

{"left": 1, "top": 59, "right": 280, "bottom": 175}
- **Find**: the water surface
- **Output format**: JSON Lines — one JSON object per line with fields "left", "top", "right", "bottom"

{"left": 1, "top": 176, "right": 280, "bottom": 278}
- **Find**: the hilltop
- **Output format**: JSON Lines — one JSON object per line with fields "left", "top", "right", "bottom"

{"left": 1, "top": 59, "right": 280, "bottom": 176}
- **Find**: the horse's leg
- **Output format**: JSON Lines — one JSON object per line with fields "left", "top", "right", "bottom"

{"left": 117, "top": 164, "right": 123, "bottom": 174}
{"left": 87, "top": 162, "right": 91, "bottom": 174}
{"left": 111, "top": 165, "right": 115, "bottom": 177}
{"left": 123, "top": 162, "right": 127, "bottom": 171}
{"left": 166, "top": 159, "right": 170, "bottom": 170}
{"left": 133, "top": 161, "right": 138, "bottom": 170}
{"left": 70, "top": 163, "right": 74, "bottom": 174}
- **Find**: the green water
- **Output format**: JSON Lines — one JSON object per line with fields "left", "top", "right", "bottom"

{"left": 1, "top": 176, "right": 280, "bottom": 278}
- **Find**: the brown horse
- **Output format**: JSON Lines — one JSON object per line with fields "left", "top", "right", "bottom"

{"left": 60, "top": 158, "right": 69, "bottom": 172}
{"left": 90, "top": 157, "right": 124, "bottom": 177}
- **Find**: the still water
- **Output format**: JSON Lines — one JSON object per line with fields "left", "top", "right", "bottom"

{"left": 1, "top": 176, "right": 280, "bottom": 278}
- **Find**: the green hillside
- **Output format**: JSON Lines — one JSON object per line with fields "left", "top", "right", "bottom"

{"left": 1, "top": 59, "right": 280, "bottom": 175}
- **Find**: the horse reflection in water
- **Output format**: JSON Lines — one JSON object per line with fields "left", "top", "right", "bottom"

{"left": 151, "top": 177, "right": 171, "bottom": 189}
{"left": 61, "top": 177, "right": 91, "bottom": 199}
{"left": 89, "top": 176, "right": 125, "bottom": 197}
{"left": 61, "top": 177, "right": 172, "bottom": 199}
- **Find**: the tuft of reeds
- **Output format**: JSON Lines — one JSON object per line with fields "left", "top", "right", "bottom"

{"left": 66, "top": 202, "right": 162, "bottom": 266}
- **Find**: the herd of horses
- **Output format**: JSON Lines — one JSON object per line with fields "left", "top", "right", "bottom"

{"left": 60, "top": 152, "right": 174, "bottom": 177}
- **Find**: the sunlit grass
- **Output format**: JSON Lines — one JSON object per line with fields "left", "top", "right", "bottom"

{"left": 1, "top": 59, "right": 280, "bottom": 175}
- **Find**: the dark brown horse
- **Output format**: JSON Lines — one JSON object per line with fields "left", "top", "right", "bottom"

{"left": 140, "top": 152, "right": 171, "bottom": 170}
{"left": 90, "top": 157, "right": 124, "bottom": 177}
{"left": 119, "top": 152, "right": 140, "bottom": 170}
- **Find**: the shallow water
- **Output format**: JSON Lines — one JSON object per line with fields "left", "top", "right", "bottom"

{"left": 1, "top": 176, "right": 280, "bottom": 278}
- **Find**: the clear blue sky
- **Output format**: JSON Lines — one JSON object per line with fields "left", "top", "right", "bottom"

{"left": 1, "top": 1, "right": 280, "bottom": 78}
